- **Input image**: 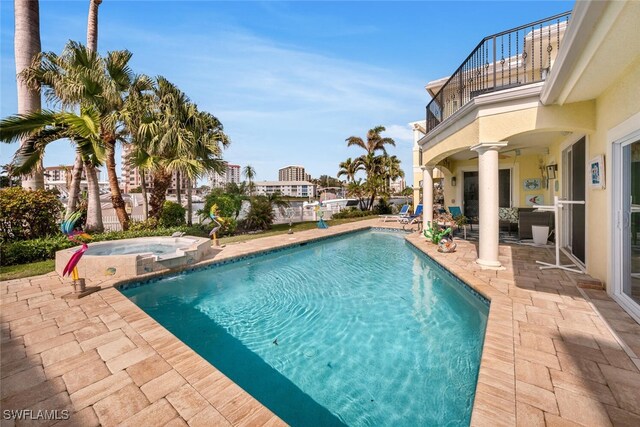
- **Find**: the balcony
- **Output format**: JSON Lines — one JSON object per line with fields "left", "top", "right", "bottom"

{"left": 425, "top": 12, "right": 571, "bottom": 135}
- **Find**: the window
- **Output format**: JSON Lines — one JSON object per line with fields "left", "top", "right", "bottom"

{"left": 499, "top": 169, "right": 511, "bottom": 208}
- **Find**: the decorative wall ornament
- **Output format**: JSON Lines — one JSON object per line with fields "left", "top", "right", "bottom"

{"left": 523, "top": 178, "right": 541, "bottom": 191}
{"left": 526, "top": 195, "right": 544, "bottom": 206}
{"left": 589, "top": 155, "right": 605, "bottom": 189}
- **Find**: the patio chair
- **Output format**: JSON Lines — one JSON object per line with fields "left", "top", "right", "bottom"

{"left": 400, "top": 204, "right": 423, "bottom": 225}
{"left": 448, "top": 206, "right": 463, "bottom": 217}
{"left": 379, "top": 204, "right": 410, "bottom": 222}
{"left": 401, "top": 205, "right": 424, "bottom": 231}
{"left": 448, "top": 206, "right": 472, "bottom": 231}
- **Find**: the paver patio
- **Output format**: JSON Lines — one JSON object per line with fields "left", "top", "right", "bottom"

{"left": 1, "top": 218, "right": 639, "bottom": 426}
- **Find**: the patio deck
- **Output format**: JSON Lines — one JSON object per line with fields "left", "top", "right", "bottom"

{"left": 1, "top": 218, "right": 639, "bottom": 426}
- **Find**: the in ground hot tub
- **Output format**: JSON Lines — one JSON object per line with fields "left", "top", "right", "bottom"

{"left": 55, "top": 236, "right": 214, "bottom": 280}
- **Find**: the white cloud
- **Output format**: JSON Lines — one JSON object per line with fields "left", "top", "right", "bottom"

{"left": 383, "top": 124, "right": 414, "bottom": 145}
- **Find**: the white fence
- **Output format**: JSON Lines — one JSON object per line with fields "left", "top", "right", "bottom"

{"left": 102, "top": 213, "right": 202, "bottom": 232}
{"left": 102, "top": 205, "right": 345, "bottom": 231}
{"left": 272, "top": 205, "right": 343, "bottom": 225}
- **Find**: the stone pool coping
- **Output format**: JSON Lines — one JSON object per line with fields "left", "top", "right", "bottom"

{"left": 2, "top": 218, "right": 640, "bottom": 426}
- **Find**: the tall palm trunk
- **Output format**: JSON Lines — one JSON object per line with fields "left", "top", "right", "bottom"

{"left": 149, "top": 168, "right": 171, "bottom": 219}
{"left": 65, "top": 0, "right": 100, "bottom": 216}
{"left": 86, "top": 0, "right": 101, "bottom": 51}
{"left": 175, "top": 170, "right": 181, "bottom": 204}
{"left": 140, "top": 171, "right": 149, "bottom": 220}
{"left": 66, "top": 151, "right": 83, "bottom": 216}
{"left": 84, "top": 162, "right": 103, "bottom": 232}
{"left": 105, "top": 139, "right": 129, "bottom": 230}
{"left": 186, "top": 178, "right": 192, "bottom": 226}
{"left": 14, "top": 0, "right": 43, "bottom": 189}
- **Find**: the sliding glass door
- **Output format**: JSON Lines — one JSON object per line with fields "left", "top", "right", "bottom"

{"left": 613, "top": 137, "right": 640, "bottom": 321}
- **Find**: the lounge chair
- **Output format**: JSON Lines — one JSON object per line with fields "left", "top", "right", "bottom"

{"left": 400, "top": 204, "right": 423, "bottom": 224}
{"left": 379, "top": 204, "right": 410, "bottom": 222}
{"left": 400, "top": 205, "right": 424, "bottom": 231}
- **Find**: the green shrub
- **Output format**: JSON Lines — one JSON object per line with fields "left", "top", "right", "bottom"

{"left": 373, "top": 198, "right": 392, "bottom": 215}
{"left": 128, "top": 218, "right": 159, "bottom": 231}
{"left": 332, "top": 208, "right": 377, "bottom": 219}
{"left": 159, "top": 201, "right": 186, "bottom": 227}
{"left": 0, "top": 187, "right": 64, "bottom": 241}
{"left": 212, "top": 217, "right": 237, "bottom": 237}
{"left": 239, "top": 197, "right": 274, "bottom": 231}
{"left": 1, "top": 235, "right": 74, "bottom": 266}
{"left": 201, "top": 191, "right": 243, "bottom": 219}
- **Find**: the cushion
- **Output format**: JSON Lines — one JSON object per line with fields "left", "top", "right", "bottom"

{"left": 499, "top": 207, "right": 518, "bottom": 223}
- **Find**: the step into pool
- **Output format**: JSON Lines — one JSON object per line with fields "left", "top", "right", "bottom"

{"left": 120, "top": 230, "right": 488, "bottom": 426}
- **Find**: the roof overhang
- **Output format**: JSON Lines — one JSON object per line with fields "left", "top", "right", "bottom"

{"left": 418, "top": 82, "right": 544, "bottom": 149}
{"left": 541, "top": 0, "right": 640, "bottom": 105}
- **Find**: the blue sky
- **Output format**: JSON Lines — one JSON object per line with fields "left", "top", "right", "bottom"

{"left": 0, "top": 0, "right": 573, "bottom": 185}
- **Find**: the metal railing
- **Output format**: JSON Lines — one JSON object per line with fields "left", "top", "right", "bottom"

{"left": 425, "top": 11, "right": 571, "bottom": 134}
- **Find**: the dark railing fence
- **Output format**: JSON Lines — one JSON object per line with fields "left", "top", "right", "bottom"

{"left": 425, "top": 11, "right": 571, "bottom": 134}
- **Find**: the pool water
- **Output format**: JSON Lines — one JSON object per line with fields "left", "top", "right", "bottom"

{"left": 122, "top": 231, "right": 488, "bottom": 426}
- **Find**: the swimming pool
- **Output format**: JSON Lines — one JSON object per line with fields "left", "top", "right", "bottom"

{"left": 121, "top": 230, "right": 488, "bottom": 426}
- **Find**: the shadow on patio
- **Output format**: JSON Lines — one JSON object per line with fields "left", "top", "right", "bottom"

{"left": 405, "top": 232, "right": 640, "bottom": 425}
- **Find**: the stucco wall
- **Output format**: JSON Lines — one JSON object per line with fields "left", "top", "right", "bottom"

{"left": 586, "top": 57, "right": 640, "bottom": 285}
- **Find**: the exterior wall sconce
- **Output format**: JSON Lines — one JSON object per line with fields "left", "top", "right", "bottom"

{"left": 451, "top": 176, "right": 457, "bottom": 186}
{"left": 546, "top": 164, "right": 558, "bottom": 180}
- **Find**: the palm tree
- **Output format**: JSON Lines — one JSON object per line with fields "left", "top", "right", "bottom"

{"left": 121, "top": 75, "right": 154, "bottom": 220}
{"left": 382, "top": 155, "right": 404, "bottom": 194}
{"left": 243, "top": 165, "right": 256, "bottom": 196}
{"left": 345, "top": 126, "right": 396, "bottom": 210}
{"left": 337, "top": 157, "right": 362, "bottom": 183}
{"left": 356, "top": 153, "right": 384, "bottom": 209}
{"left": 66, "top": 0, "right": 103, "bottom": 215}
{"left": 137, "top": 77, "right": 229, "bottom": 221}
{"left": 346, "top": 179, "right": 366, "bottom": 210}
{"left": 0, "top": 108, "right": 105, "bottom": 231}
{"left": 14, "top": 0, "right": 43, "bottom": 190}
{"left": 125, "top": 147, "right": 152, "bottom": 220}
{"left": 181, "top": 109, "right": 229, "bottom": 225}
{"left": 86, "top": 0, "right": 102, "bottom": 51}
{"left": 345, "top": 125, "right": 396, "bottom": 155}
{"left": 20, "top": 43, "right": 107, "bottom": 227}
{"left": 266, "top": 191, "right": 290, "bottom": 216}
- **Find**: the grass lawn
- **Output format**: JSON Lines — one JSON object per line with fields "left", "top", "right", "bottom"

{"left": 0, "top": 216, "right": 376, "bottom": 281}
{"left": 0, "top": 259, "right": 55, "bottom": 281}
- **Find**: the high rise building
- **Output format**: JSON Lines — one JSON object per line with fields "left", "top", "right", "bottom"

{"left": 389, "top": 177, "right": 406, "bottom": 194}
{"left": 210, "top": 164, "right": 241, "bottom": 189}
{"left": 121, "top": 145, "right": 188, "bottom": 194}
{"left": 278, "top": 165, "right": 309, "bottom": 182}
{"left": 254, "top": 181, "right": 316, "bottom": 198}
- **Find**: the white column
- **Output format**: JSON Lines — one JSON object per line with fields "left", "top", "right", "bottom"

{"left": 421, "top": 166, "right": 434, "bottom": 231}
{"left": 470, "top": 142, "right": 508, "bottom": 269}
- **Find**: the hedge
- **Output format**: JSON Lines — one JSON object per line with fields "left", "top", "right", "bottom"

{"left": 331, "top": 209, "right": 377, "bottom": 219}
{"left": 0, "top": 187, "right": 64, "bottom": 242}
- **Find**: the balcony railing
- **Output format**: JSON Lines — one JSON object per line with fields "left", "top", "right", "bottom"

{"left": 425, "top": 11, "right": 571, "bottom": 135}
